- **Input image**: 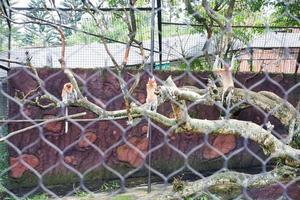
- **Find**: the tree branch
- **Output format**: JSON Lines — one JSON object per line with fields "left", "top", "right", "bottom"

{"left": 180, "top": 118, "right": 300, "bottom": 160}
{"left": 0, "top": 112, "right": 86, "bottom": 142}
{"left": 179, "top": 86, "right": 300, "bottom": 131}
{"left": 0, "top": 58, "right": 26, "bottom": 65}
{"left": 158, "top": 166, "right": 299, "bottom": 200}
{"left": 7, "top": 73, "right": 300, "bottom": 166}
{"left": 225, "top": 0, "right": 235, "bottom": 32}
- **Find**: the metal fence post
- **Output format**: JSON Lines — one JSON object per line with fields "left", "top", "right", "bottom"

{"left": 157, "top": 0, "right": 162, "bottom": 69}
{"left": 2, "top": 0, "right": 11, "bottom": 68}
{"left": 147, "top": 0, "right": 156, "bottom": 193}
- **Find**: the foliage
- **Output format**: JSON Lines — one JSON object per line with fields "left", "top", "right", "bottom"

{"left": 194, "top": 2, "right": 264, "bottom": 43}
{"left": 59, "top": 0, "right": 83, "bottom": 37}
{"left": 107, "top": 0, "right": 150, "bottom": 7}
{"left": 22, "top": 0, "right": 60, "bottom": 47}
{"left": 5, "top": 194, "right": 48, "bottom": 200}
{"left": 67, "top": 11, "right": 148, "bottom": 45}
{"left": 99, "top": 180, "right": 120, "bottom": 192}
{"left": 106, "top": 13, "right": 131, "bottom": 42}
{"left": 0, "top": 20, "right": 9, "bottom": 52}
{"left": 74, "top": 191, "right": 94, "bottom": 200}
{"left": 271, "top": 0, "right": 300, "bottom": 26}
{"left": 2, "top": 0, "right": 299, "bottom": 51}
{"left": 0, "top": 126, "right": 9, "bottom": 198}
{"left": 66, "top": 19, "right": 99, "bottom": 45}
{"left": 172, "top": 176, "right": 186, "bottom": 192}
{"left": 185, "top": 193, "right": 209, "bottom": 200}
{"left": 0, "top": 20, "right": 20, "bottom": 52}
{"left": 178, "top": 57, "right": 211, "bottom": 71}
{"left": 0, "top": 0, "right": 22, "bottom": 52}
{"left": 26, "top": 194, "right": 48, "bottom": 200}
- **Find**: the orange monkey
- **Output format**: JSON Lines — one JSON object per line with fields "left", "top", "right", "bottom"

{"left": 61, "top": 82, "right": 77, "bottom": 133}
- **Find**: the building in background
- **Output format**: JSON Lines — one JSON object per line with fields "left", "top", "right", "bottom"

{"left": 239, "top": 30, "right": 300, "bottom": 73}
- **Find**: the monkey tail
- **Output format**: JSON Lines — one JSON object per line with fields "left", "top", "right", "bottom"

{"left": 65, "top": 106, "right": 68, "bottom": 133}
{"left": 147, "top": 118, "right": 151, "bottom": 138}
{"left": 220, "top": 87, "right": 234, "bottom": 119}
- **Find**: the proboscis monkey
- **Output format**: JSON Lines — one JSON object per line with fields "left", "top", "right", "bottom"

{"left": 213, "top": 55, "right": 235, "bottom": 116}
{"left": 145, "top": 76, "right": 158, "bottom": 138}
{"left": 61, "top": 82, "right": 78, "bottom": 133}
{"left": 146, "top": 76, "right": 158, "bottom": 112}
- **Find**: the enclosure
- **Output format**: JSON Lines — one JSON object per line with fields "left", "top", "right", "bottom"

{"left": 0, "top": 0, "right": 300, "bottom": 200}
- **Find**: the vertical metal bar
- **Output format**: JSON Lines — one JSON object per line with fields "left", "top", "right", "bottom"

{"left": 4, "top": 0, "right": 11, "bottom": 68}
{"left": 8, "top": 8, "right": 11, "bottom": 68}
{"left": 150, "top": 0, "right": 156, "bottom": 73}
{"left": 157, "top": 0, "right": 162, "bottom": 69}
{"left": 249, "top": 48, "right": 253, "bottom": 72}
{"left": 147, "top": 0, "right": 156, "bottom": 194}
{"left": 147, "top": 118, "right": 152, "bottom": 193}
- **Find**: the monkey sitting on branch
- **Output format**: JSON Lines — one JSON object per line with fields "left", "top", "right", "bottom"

{"left": 213, "top": 55, "right": 235, "bottom": 119}
{"left": 146, "top": 76, "right": 158, "bottom": 112}
{"left": 61, "top": 82, "right": 78, "bottom": 133}
{"left": 127, "top": 76, "right": 158, "bottom": 128}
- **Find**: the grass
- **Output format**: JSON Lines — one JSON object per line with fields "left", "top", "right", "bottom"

{"left": 0, "top": 125, "right": 9, "bottom": 198}
{"left": 74, "top": 191, "right": 94, "bottom": 200}
{"left": 5, "top": 192, "right": 134, "bottom": 200}
{"left": 111, "top": 195, "right": 135, "bottom": 200}
{"left": 99, "top": 180, "right": 120, "bottom": 192}
{"left": 4, "top": 194, "right": 49, "bottom": 200}
{"left": 185, "top": 194, "right": 209, "bottom": 200}
{"left": 27, "top": 194, "right": 49, "bottom": 200}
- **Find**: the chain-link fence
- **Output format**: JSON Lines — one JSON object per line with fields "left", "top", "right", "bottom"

{"left": 0, "top": 0, "right": 300, "bottom": 199}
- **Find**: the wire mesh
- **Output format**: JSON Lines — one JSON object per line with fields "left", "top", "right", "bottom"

{"left": 0, "top": 0, "right": 300, "bottom": 200}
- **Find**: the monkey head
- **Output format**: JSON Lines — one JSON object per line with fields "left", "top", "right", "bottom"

{"left": 64, "top": 83, "right": 74, "bottom": 93}
{"left": 147, "top": 77, "right": 157, "bottom": 89}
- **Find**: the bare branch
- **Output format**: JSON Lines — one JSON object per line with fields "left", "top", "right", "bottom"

{"left": 225, "top": 0, "right": 235, "bottom": 32}
{"left": 180, "top": 87, "right": 300, "bottom": 129}
{"left": 0, "top": 112, "right": 86, "bottom": 142}
{"left": 0, "top": 58, "right": 26, "bottom": 65}
{"left": 33, "top": 96, "right": 59, "bottom": 109}
{"left": 57, "top": 27, "right": 66, "bottom": 69}
{"left": 0, "top": 64, "right": 9, "bottom": 71}
{"left": 128, "top": 41, "right": 148, "bottom": 95}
